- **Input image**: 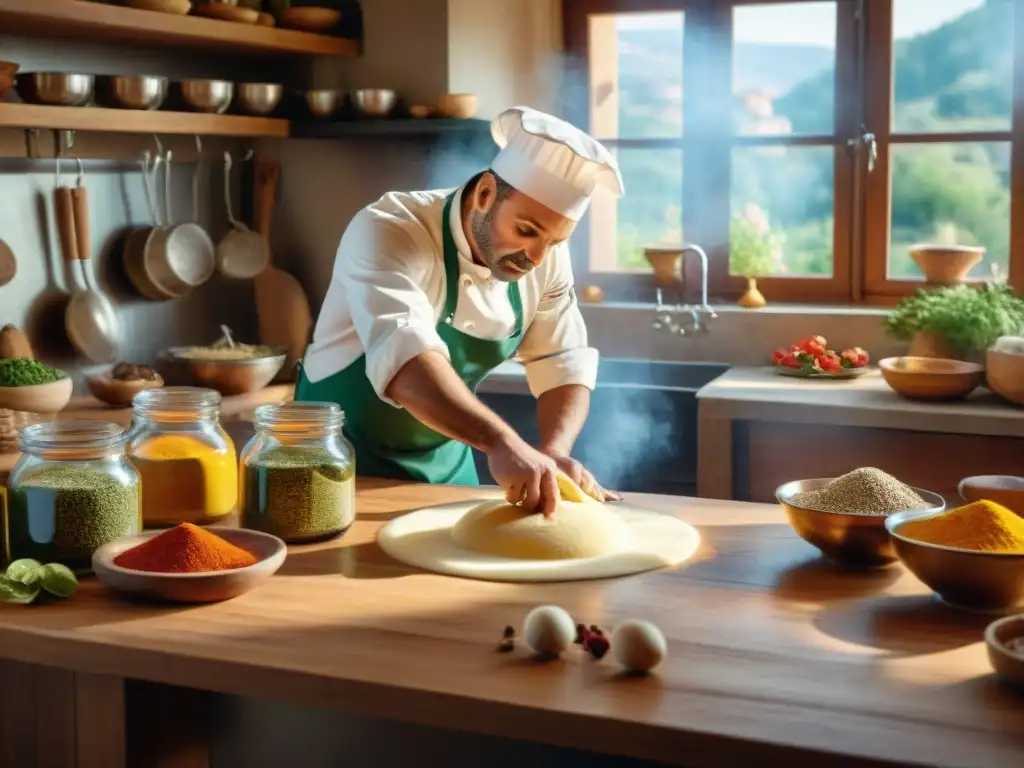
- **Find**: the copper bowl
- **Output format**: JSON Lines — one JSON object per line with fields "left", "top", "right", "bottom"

{"left": 887, "top": 509, "right": 1024, "bottom": 612}
{"left": 777, "top": 478, "right": 945, "bottom": 567}
{"left": 985, "top": 615, "right": 1024, "bottom": 688}
{"left": 879, "top": 356, "right": 984, "bottom": 401}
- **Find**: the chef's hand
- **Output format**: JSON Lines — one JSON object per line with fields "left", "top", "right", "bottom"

{"left": 487, "top": 436, "right": 560, "bottom": 518}
{"left": 541, "top": 450, "right": 622, "bottom": 503}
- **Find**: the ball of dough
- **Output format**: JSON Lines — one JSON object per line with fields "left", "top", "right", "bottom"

{"left": 451, "top": 499, "right": 632, "bottom": 560}
{"left": 611, "top": 619, "right": 667, "bottom": 673}
{"left": 523, "top": 605, "right": 576, "bottom": 656}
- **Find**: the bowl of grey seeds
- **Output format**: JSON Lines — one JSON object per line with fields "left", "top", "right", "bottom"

{"left": 776, "top": 468, "right": 944, "bottom": 566}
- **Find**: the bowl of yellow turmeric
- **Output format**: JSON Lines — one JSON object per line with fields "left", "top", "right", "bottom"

{"left": 886, "top": 500, "right": 1024, "bottom": 613}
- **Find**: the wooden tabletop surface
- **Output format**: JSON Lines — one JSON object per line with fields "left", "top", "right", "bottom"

{"left": 0, "top": 480, "right": 1020, "bottom": 768}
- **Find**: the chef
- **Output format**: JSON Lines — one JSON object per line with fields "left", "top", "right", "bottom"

{"left": 295, "top": 106, "right": 624, "bottom": 516}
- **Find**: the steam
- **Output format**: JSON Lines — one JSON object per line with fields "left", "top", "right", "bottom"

{"left": 574, "top": 388, "right": 674, "bottom": 494}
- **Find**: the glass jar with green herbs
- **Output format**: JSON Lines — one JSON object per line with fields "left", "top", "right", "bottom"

{"left": 2, "top": 421, "right": 141, "bottom": 573}
{"left": 239, "top": 402, "right": 355, "bottom": 543}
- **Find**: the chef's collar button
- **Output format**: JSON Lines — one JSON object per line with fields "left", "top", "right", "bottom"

{"left": 462, "top": 276, "right": 472, "bottom": 287}
{"left": 444, "top": 317, "right": 453, "bottom": 325}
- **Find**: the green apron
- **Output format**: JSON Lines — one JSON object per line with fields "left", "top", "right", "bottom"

{"left": 295, "top": 192, "right": 524, "bottom": 486}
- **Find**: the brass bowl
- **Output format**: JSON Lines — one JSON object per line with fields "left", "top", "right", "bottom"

{"left": 159, "top": 347, "right": 286, "bottom": 395}
{"left": 776, "top": 478, "right": 945, "bottom": 567}
{"left": 235, "top": 82, "right": 283, "bottom": 115}
{"left": 15, "top": 73, "right": 94, "bottom": 106}
{"left": 351, "top": 88, "right": 396, "bottom": 117}
{"left": 887, "top": 509, "right": 1024, "bottom": 612}
{"left": 180, "top": 79, "right": 234, "bottom": 114}
{"left": 96, "top": 75, "right": 168, "bottom": 110}
{"left": 985, "top": 615, "right": 1024, "bottom": 689}
{"left": 878, "top": 356, "right": 984, "bottom": 401}
{"left": 303, "top": 88, "right": 343, "bottom": 118}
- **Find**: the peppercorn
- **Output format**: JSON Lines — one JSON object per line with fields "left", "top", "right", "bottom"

{"left": 498, "top": 625, "right": 516, "bottom": 652}
{"left": 579, "top": 625, "right": 610, "bottom": 660}
{"left": 574, "top": 623, "right": 587, "bottom": 645}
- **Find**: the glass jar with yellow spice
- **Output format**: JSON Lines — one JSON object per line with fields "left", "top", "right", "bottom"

{"left": 240, "top": 402, "right": 355, "bottom": 543}
{"left": 2, "top": 421, "right": 141, "bottom": 572}
{"left": 128, "top": 387, "right": 237, "bottom": 528}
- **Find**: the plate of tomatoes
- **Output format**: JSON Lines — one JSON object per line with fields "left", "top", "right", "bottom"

{"left": 771, "top": 336, "right": 870, "bottom": 379}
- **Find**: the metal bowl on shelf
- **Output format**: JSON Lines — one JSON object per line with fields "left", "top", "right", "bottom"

{"left": 96, "top": 75, "right": 168, "bottom": 110}
{"left": 180, "top": 79, "right": 234, "bottom": 114}
{"left": 351, "top": 88, "right": 396, "bottom": 117}
{"left": 235, "top": 83, "right": 284, "bottom": 116}
{"left": 776, "top": 478, "right": 945, "bottom": 567}
{"left": 303, "top": 88, "right": 343, "bottom": 118}
{"left": 887, "top": 509, "right": 1024, "bottom": 613}
{"left": 158, "top": 347, "right": 287, "bottom": 396}
{"left": 15, "top": 73, "right": 94, "bottom": 106}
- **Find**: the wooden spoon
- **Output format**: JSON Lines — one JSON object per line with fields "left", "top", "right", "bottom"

{"left": 253, "top": 158, "right": 312, "bottom": 382}
{"left": 0, "top": 239, "right": 15, "bottom": 287}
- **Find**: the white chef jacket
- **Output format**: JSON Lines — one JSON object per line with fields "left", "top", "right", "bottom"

{"left": 302, "top": 183, "right": 599, "bottom": 406}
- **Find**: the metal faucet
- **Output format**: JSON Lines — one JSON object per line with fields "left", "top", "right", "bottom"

{"left": 650, "top": 243, "right": 717, "bottom": 335}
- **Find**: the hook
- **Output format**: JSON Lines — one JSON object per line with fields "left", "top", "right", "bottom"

{"left": 223, "top": 149, "right": 232, "bottom": 172}
{"left": 75, "top": 156, "right": 84, "bottom": 187}
{"left": 152, "top": 134, "right": 164, "bottom": 158}
{"left": 194, "top": 135, "right": 203, "bottom": 160}
{"left": 241, "top": 148, "right": 254, "bottom": 162}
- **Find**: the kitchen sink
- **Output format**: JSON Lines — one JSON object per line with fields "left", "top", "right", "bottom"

{"left": 475, "top": 358, "right": 729, "bottom": 497}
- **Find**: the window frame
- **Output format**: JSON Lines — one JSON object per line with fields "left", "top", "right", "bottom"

{"left": 562, "top": 0, "right": 1024, "bottom": 304}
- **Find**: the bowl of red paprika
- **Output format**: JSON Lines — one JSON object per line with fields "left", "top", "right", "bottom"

{"left": 92, "top": 523, "right": 286, "bottom": 603}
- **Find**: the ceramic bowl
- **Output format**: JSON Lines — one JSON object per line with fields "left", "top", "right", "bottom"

{"left": 986, "top": 348, "right": 1024, "bottom": 407}
{"left": 958, "top": 475, "right": 1024, "bottom": 517}
{"left": 776, "top": 478, "right": 945, "bottom": 566}
{"left": 279, "top": 6, "right": 342, "bottom": 32}
{"left": 878, "top": 356, "right": 984, "bottom": 401}
{"left": 0, "top": 376, "right": 73, "bottom": 414}
{"left": 92, "top": 527, "right": 287, "bottom": 603}
{"left": 887, "top": 509, "right": 1024, "bottom": 612}
{"left": 909, "top": 244, "right": 984, "bottom": 285}
{"left": 437, "top": 93, "right": 478, "bottom": 119}
{"left": 86, "top": 371, "right": 165, "bottom": 408}
{"left": 985, "top": 615, "right": 1024, "bottom": 689}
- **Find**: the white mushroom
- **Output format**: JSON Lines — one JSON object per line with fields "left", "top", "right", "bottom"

{"left": 611, "top": 619, "right": 667, "bottom": 673}
{"left": 522, "top": 605, "right": 576, "bottom": 657}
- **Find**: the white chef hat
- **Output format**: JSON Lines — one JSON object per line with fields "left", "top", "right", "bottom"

{"left": 489, "top": 106, "right": 624, "bottom": 222}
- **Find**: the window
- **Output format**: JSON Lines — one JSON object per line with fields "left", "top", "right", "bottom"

{"left": 563, "top": 0, "right": 1024, "bottom": 304}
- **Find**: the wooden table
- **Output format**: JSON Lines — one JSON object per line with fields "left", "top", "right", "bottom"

{"left": 0, "top": 481, "right": 1021, "bottom": 768}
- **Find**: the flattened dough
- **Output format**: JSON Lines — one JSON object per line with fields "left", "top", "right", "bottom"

{"left": 451, "top": 498, "right": 632, "bottom": 560}
{"left": 377, "top": 497, "right": 701, "bottom": 583}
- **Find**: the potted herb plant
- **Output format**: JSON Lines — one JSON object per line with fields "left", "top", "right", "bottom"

{"left": 884, "top": 284, "right": 1024, "bottom": 360}
{"left": 730, "top": 203, "right": 784, "bottom": 308}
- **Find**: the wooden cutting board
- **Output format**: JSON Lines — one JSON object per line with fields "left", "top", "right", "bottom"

{"left": 253, "top": 158, "right": 312, "bottom": 382}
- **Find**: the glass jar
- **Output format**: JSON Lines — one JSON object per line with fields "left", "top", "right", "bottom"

{"left": 128, "top": 387, "right": 237, "bottom": 528}
{"left": 2, "top": 421, "right": 141, "bottom": 573}
{"left": 240, "top": 401, "right": 355, "bottom": 543}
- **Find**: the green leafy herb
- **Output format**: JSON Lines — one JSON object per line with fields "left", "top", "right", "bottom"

{"left": 0, "top": 575, "right": 42, "bottom": 605}
{"left": 0, "top": 561, "right": 79, "bottom": 605}
{"left": 6, "top": 558, "right": 43, "bottom": 585}
{"left": 40, "top": 564, "right": 78, "bottom": 598}
{"left": 884, "top": 284, "right": 1024, "bottom": 354}
{"left": 0, "top": 359, "right": 63, "bottom": 387}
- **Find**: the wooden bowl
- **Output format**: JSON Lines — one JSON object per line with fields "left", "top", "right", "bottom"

{"left": 92, "top": 527, "right": 287, "bottom": 604}
{"left": 909, "top": 244, "right": 984, "bottom": 285}
{"left": 193, "top": 2, "right": 259, "bottom": 23}
{"left": 776, "top": 478, "right": 945, "bottom": 567}
{"left": 986, "top": 348, "right": 1024, "bottom": 406}
{"left": 878, "top": 356, "right": 984, "bottom": 401}
{"left": 986, "top": 615, "right": 1024, "bottom": 689}
{"left": 437, "top": 93, "right": 478, "bottom": 119}
{"left": 256, "top": 11, "right": 275, "bottom": 26}
{"left": 0, "top": 376, "right": 73, "bottom": 414}
{"left": 86, "top": 371, "right": 165, "bottom": 408}
{"left": 126, "top": 0, "right": 192, "bottom": 13}
{"left": 958, "top": 475, "right": 1024, "bottom": 518}
{"left": 408, "top": 104, "right": 434, "bottom": 119}
{"left": 279, "top": 7, "right": 342, "bottom": 32}
{"left": 887, "top": 510, "right": 1024, "bottom": 612}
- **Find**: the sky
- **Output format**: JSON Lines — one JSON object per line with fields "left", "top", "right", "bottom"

{"left": 615, "top": 0, "right": 990, "bottom": 47}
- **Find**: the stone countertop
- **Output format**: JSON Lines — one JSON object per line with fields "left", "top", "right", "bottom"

{"left": 697, "top": 366, "right": 1024, "bottom": 437}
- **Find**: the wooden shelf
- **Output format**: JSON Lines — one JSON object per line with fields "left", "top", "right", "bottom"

{"left": 0, "top": 0, "right": 359, "bottom": 57}
{"left": 291, "top": 118, "right": 493, "bottom": 140}
{"left": 0, "top": 103, "right": 290, "bottom": 138}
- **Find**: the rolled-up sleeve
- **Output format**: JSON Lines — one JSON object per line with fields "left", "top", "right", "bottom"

{"left": 338, "top": 211, "right": 449, "bottom": 406}
{"left": 518, "top": 246, "right": 599, "bottom": 398}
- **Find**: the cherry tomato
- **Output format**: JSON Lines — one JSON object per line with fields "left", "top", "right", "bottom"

{"left": 819, "top": 353, "right": 842, "bottom": 374}
{"left": 780, "top": 353, "right": 801, "bottom": 369}
{"left": 772, "top": 348, "right": 787, "bottom": 365}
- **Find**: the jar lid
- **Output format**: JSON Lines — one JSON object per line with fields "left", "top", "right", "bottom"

{"left": 132, "top": 387, "right": 221, "bottom": 420}
{"left": 254, "top": 401, "right": 344, "bottom": 432}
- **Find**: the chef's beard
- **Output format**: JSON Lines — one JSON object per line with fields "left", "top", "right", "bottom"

{"left": 471, "top": 209, "right": 531, "bottom": 282}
